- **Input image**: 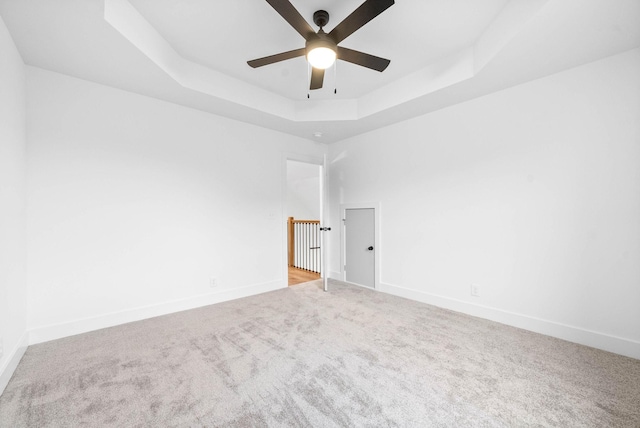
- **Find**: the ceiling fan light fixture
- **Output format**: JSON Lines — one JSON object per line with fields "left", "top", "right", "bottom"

{"left": 306, "top": 39, "right": 337, "bottom": 69}
{"left": 247, "top": 0, "right": 395, "bottom": 91}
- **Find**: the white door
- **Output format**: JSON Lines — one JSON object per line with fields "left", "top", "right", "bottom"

{"left": 345, "top": 208, "right": 375, "bottom": 288}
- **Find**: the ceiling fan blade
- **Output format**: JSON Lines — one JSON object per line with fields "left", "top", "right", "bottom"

{"left": 266, "top": 0, "right": 316, "bottom": 40}
{"left": 247, "top": 48, "right": 306, "bottom": 68}
{"left": 310, "top": 67, "right": 325, "bottom": 90}
{"left": 328, "top": 0, "right": 394, "bottom": 44}
{"left": 337, "top": 46, "right": 390, "bottom": 72}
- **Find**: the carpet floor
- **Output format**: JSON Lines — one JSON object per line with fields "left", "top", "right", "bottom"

{"left": 1, "top": 280, "right": 639, "bottom": 427}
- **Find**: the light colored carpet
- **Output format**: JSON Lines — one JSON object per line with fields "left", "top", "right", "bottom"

{"left": 1, "top": 280, "right": 639, "bottom": 427}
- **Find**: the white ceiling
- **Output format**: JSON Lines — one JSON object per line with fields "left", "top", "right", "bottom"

{"left": 1, "top": 0, "right": 639, "bottom": 143}
{"left": 128, "top": 0, "right": 508, "bottom": 100}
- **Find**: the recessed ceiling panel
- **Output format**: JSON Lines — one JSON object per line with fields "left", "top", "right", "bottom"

{"left": 129, "top": 0, "right": 509, "bottom": 100}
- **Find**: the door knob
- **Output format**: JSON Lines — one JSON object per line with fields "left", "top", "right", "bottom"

{"left": 367, "top": 246, "right": 374, "bottom": 251}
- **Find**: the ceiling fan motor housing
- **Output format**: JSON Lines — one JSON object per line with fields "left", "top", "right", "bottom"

{"left": 313, "top": 10, "right": 330, "bottom": 28}
{"left": 305, "top": 31, "right": 337, "bottom": 56}
{"left": 307, "top": 10, "right": 336, "bottom": 60}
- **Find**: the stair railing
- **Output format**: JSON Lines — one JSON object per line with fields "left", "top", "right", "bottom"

{"left": 288, "top": 217, "right": 321, "bottom": 274}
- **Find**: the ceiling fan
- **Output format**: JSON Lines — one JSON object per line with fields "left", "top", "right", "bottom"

{"left": 247, "top": 0, "right": 395, "bottom": 91}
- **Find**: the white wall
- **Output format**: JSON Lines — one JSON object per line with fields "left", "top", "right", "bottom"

{"left": 329, "top": 49, "right": 640, "bottom": 359}
{"left": 0, "top": 15, "right": 28, "bottom": 391}
{"left": 287, "top": 160, "right": 321, "bottom": 220}
{"left": 26, "top": 67, "right": 326, "bottom": 342}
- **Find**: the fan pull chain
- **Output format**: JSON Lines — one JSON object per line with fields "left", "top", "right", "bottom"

{"left": 334, "top": 60, "right": 337, "bottom": 95}
{"left": 307, "top": 62, "right": 311, "bottom": 99}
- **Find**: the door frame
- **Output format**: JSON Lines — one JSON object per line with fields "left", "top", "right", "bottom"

{"left": 340, "top": 202, "right": 381, "bottom": 290}
{"left": 282, "top": 153, "right": 327, "bottom": 289}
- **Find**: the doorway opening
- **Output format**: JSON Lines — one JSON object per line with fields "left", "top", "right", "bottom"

{"left": 286, "top": 159, "right": 323, "bottom": 286}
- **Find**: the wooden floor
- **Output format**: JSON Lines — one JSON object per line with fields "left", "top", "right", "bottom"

{"left": 288, "top": 266, "right": 320, "bottom": 286}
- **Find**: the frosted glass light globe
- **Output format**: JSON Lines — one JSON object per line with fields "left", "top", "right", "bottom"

{"left": 307, "top": 47, "right": 336, "bottom": 69}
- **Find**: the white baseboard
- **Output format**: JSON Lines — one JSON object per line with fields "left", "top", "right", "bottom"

{"left": 383, "top": 282, "right": 640, "bottom": 360}
{"left": 29, "top": 280, "right": 285, "bottom": 346}
{"left": 329, "top": 271, "right": 342, "bottom": 281}
{"left": 0, "top": 332, "right": 28, "bottom": 396}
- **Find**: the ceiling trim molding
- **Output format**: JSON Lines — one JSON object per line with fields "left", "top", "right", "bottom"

{"left": 104, "top": 0, "right": 549, "bottom": 124}
{"left": 104, "top": 0, "right": 295, "bottom": 119}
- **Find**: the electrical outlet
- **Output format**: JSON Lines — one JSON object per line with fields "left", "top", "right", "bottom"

{"left": 471, "top": 283, "right": 481, "bottom": 297}
{"left": 209, "top": 277, "right": 218, "bottom": 288}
